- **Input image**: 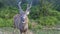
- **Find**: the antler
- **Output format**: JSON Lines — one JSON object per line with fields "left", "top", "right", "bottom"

{"left": 18, "top": 1, "right": 23, "bottom": 14}
{"left": 26, "top": 2, "right": 32, "bottom": 15}
{"left": 26, "top": 2, "right": 32, "bottom": 11}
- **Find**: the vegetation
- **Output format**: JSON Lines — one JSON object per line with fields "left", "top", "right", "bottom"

{"left": 0, "top": 0, "right": 60, "bottom": 29}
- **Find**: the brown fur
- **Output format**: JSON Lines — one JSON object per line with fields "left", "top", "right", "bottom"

{"left": 13, "top": 14, "right": 29, "bottom": 34}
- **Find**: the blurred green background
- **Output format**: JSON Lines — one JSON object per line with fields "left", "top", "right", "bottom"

{"left": 0, "top": 0, "right": 60, "bottom": 34}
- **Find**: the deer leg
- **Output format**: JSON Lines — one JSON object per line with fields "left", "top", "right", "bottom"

{"left": 13, "top": 23, "right": 16, "bottom": 34}
{"left": 24, "top": 30, "right": 28, "bottom": 34}
{"left": 20, "top": 31, "right": 23, "bottom": 34}
{"left": 24, "top": 32, "right": 27, "bottom": 34}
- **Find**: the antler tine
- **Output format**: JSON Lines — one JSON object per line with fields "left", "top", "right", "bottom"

{"left": 26, "top": 1, "right": 32, "bottom": 11}
{"left": 18, "top": 1, "right": 21, "bottom": 9}
{"left": 18, "top": 1, "right": 24, "bottom": 14}
{"left": 25, "top": 1, "right": 32, "bottom": 15}
{"left": 30, "top": 1, "right": 32, "bottom": 8}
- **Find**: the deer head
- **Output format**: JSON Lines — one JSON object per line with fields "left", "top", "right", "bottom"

{"left": 18, "top": 1, "right": 32, "bottom": 23}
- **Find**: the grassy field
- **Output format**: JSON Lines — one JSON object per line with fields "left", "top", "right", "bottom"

{"left": 32, "top": 29, "right": 60, "bottom": 34}
{"left": 0, "top": 27, "right": 60, "bottom": 34}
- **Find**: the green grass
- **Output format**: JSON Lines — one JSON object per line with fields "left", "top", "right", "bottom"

{"left": 0, "top": 27, "right": 60, "bottom": 34}
{"left": 0, "top": 18, "right": 13, "bottom": 27}
{"left": 32, "top": 29, "right": 60, "bottom": 34}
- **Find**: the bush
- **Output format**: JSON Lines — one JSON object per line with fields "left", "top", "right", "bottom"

{"left": 39, "top": 16, "right": 58, "bottom": 26}
{"left": 0, "top": 4, "right": 60, "bottom": 29}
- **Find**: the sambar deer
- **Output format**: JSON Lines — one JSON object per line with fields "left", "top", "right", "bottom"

{"left": 13, "top": 1, "right": 32, "bottom": 34}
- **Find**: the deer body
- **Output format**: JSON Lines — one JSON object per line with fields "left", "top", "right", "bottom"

{"left": 13, "top": 1, "right": 32, "bottom": 34}
{"left": 14, "top": 14, "right": 28, "bottom": 33}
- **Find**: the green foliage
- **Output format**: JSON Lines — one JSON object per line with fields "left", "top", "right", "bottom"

{"left": 0, "top": 6, "right": 18, "bottom": 27}
{"left": 0, "top": 6, "right": 18, "bottom": 18}
{"left": 28, "top": 22, "right": 32, "bottom": 29}
{"left": 39, "top": 16, "right": 58, "bottom": 26}
{"left": 0, "top": 18, "right": 13, "bottom": 27}
{"left": 0, "top": 0, "right": 60, "bottom": 30}
{"left": 29, "top": 5, "right": 40, "bottom": 20}
{"left": 0, "top": 2, "right": 4, "bottom": 8}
